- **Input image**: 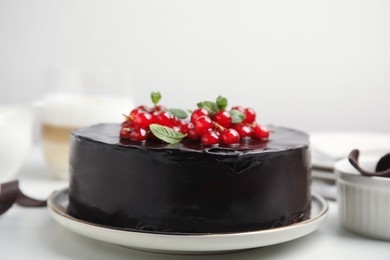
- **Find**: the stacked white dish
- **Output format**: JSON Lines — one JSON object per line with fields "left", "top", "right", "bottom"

{"left": 335, "top": 156, "right": 390, "bottom": 240}
{"left": 310, "top": 132, "right": 390, "bottom": 200}
{"left": 310, "top": 132, "right": 390, "bottom": 180}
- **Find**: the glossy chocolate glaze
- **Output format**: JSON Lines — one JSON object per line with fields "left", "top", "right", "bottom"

{"left": 68, "top": 124, "right": 311, "bottom": 234}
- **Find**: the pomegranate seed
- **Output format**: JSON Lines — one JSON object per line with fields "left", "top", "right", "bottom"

{"left": 231, "top": 106, "right": 245, "bottom": 113}
{"left": 232, "top": 124, "right": 253, "bottom": 138}
{"left": 133, "top": 111, "right": 153, "bottom": 129}
{"left": 191, "top": 108, "right": 209, "bottom": 124}
{"left": 195, "top": 116, "right": 213, "bottom": 134}
{"left": 244, "top": 108, "right": 256, "bottom": 123}
{"left": 129, "top": 128, "right": 148, "bottom": 141}
{"left": 213, "top": 110, "right": 232, "bottom": 128}
{"left": 153, "top": 111, "right": 174, "bottom": 127}
{"left": 220, "top": 129, "right": 240, "bottom": 144}
{"left": 201, "top": 130, "right": 220, "bottom": 145}
{"left": 252, "top": 124, "right": 270, "bottom": 139}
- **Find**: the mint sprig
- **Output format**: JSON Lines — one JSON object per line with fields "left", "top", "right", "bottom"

{"left": 197, "top": 101, "right": 218, "bottom": 115}
{"left": 149, "top": 124, "right": 187, "bottom": 144}
{"left": 230, "top": 110, "right": 246, "bottom": 124}
{"left": 167, "top": 108, "right": 188, "bottom": 119}
{"left": 216, "top": 95, "right": 228, "bottom": 110}
{"left": 151, "top": 91, "right": 162, "bottom": 105}
{"left": 197, "top": 95, "right": 229, "bottom": 115}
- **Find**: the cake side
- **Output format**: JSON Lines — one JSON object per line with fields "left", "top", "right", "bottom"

{"left": 68, "top": 124, "right": 311, "bottom": 234}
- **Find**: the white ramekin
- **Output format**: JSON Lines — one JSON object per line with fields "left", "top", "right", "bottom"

{"left": 335, "top": 157, "right": 390, "bottom": 241}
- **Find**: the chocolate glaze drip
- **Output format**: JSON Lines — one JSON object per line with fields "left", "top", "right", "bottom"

{"left": 68, "top": 124, "right": 311, "bottom": 234}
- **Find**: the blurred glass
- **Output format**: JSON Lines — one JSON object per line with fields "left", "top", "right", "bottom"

{"left": 0, "top": 105, "right": 38, "bottom": 182}
{"left": 42, "top": 67, "right": 134, "bottom": 179}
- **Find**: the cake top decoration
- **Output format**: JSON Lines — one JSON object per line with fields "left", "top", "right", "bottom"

{"left": 120, "top": 92, "right": 270, "bottom": 146}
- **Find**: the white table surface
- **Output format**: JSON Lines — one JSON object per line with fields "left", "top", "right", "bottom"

{"left": 1, "top": 146, "right": 389, "bottom": 260}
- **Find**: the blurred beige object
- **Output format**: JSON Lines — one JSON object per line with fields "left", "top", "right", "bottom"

{"left": 0, "top": 103, "right": 41, "bottom": 182}
{"left": 41, "top": 94, "right": 133, "bottom": 179}
{"left": 335, "top": 156, "right": 390, "bottom": 241}
{"left": 41, "top": 123, "right": 74, "bottom": 179}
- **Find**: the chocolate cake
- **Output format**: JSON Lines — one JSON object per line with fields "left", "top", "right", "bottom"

{"left": 68, "top": 123, "right": 311, "bottom": 234}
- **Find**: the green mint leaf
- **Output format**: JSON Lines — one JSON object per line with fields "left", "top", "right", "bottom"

{"left": 151, "top": 91, "right": 162, "bottom": 105}
{"left": 149, "top": 124, "right": 186, "bottom": 144}
{"left": 230, "top": 110, "right": 246, "bottom": 124}
{"left": 216, "top": 95, "right": 228, "bottom": 110}
{"left": 197, "top": 101, "right": 218, "bottom": 115}
{"left": 167, "top": 108, "right": 188, "bottom": 119}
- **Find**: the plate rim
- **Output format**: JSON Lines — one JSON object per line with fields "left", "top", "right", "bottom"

{"left": 312, "top": 167, "right": 336, "bottom": 181}
{"left": 47, "top": 189, "right": 329, "bottom": 252}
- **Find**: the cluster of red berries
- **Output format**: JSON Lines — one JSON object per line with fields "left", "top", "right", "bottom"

{"left": 120, "top": 94, "right": 270, "bottom": 145}
{"left": 120, "top": 104, "right": 172, "bottom": 141}
{"left": 187, "top": 107, "right": 269, "bottom": 145}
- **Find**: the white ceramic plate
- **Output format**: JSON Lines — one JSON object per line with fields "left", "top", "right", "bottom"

{"left": 48, "top": 189, "right": 328, "bottom": 254}
{"left": 311, "top": 168, "right": 336, "bottom": 181}
{"left": 311, "top": 131, "right": 390, "bottom": 170}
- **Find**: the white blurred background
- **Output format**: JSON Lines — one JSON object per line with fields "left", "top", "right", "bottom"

{"left": 0, "top": 0, "right": 389, "bottom": 132}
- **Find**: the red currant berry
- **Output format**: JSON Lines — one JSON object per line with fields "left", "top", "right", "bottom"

{"left": 153, "top": 105, "right": 166, "bottom": 112}
{"left": 179, "top": 122, "right": 191, "bottom": 134}
{"left": 121, "top": 120, "right": 133, "bottom": 127}
{"left": 220, "top": 129, "right": 240, "bottom": 144}
{"left": 201, "top": 130, "right": 220, "bottom": 145}
{"left": 153, "top": 111, "right": 174, "bottom": 127}
{"left": 172, "top": 117, "right": 182, "bottom": 127}
{"left": 173, "top": 126, "right": 181, "bottom": 132}
{"left": 148, "top": 131, "right": 158, "bottom": 140}
{"left": 133, "top": 112, "right": 153, "bottom": 129}
{"left": 252, "top": 124, "right": 270, "bottom": 139}
{"left": 129, "top": 128, "right": 148, "bottom": 141}
{"left": 232, "top": 124, "right": 253, "bottom": 138}
{"left": 244, "top": 108, "right": 256, "bottom": 123}
{"left": 187, "top": 124, "right": 201, "bottom": 140}
{"left": 129, "top": 108, "right": 143, "bottom": 118}
{"left": 136, "top": 105, "right": 150, "bottom": 112}
{"left": 213, "top": 110, "right": 232, "bottom": 128}
{"left": 191, "top": 108, "right": 209, "bottom": 124}
{"left": 151, "top": 110, "right": 159, "bottom": 120}
{"left": 231, "top": 106, "right": 245, "bottom": 113}
{"left": 195, "top": 116, "right": 212, "bottom": 135}
{"left": 120, "top": 127, "right": 131, "bottom": 138}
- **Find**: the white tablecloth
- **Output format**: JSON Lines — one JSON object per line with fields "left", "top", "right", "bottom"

{"left": 0, "top": 147, "right": 389, "bottom": 260}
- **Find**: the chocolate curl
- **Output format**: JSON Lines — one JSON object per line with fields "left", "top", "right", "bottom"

{"left": 348, "top": 149, "right": 390, "bottom": 178}
{"left": 0, "top": 180, "right": 46, "bottom": 215}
